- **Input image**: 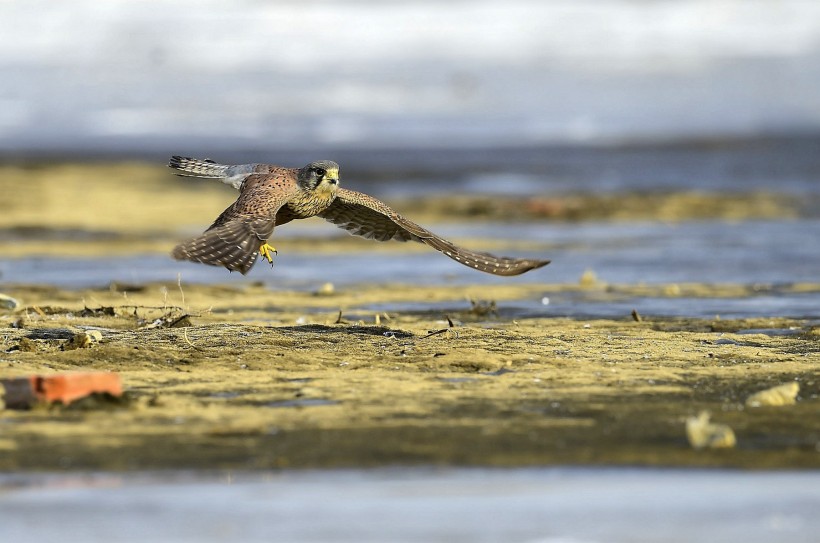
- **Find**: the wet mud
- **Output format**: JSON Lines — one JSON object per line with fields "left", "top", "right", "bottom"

{"left": 1, "top": 281, "right": 818, "bottom": 471}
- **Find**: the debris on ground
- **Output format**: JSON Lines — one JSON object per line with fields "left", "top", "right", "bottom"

{"left": 63, "top": 330, "right": 104, "bottom": 350}
{"left": 686, "top": 411, "right": 736, "bottom": 450}
{"left": 746, "top": 382, "right": 800, "bottom": 407}
{"left": 0, "top": 293, "right": 20, "bottom": 310}
{"left": 0, "top": 372, "right": 123, "bottom": 409}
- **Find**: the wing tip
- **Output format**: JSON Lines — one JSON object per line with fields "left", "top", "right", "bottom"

{"left": 503, "top": 258, "right": 550, "bottom": 276}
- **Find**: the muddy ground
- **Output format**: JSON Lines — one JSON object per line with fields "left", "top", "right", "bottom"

{"left": 0, "top": 163, "right": 818, "bottom": 470}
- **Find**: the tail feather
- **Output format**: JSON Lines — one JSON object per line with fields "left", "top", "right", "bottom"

{"left": 168, "top": 155, "right": 263, "bottom": 190}
{"left": 169, "top": 156, "right": 231, "bottom": 179}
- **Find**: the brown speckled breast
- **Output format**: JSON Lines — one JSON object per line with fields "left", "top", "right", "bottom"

{"left": 284, "top": 188, "right": 337, "bottom": 219}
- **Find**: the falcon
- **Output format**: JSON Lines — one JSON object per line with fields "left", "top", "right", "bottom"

{"left": 169, "top": 156, "right": 550, "bottom": 276}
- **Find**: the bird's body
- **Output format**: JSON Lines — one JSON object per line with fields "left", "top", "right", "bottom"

{"left": 170, "top": 156, "right": 550, "bottom": 276}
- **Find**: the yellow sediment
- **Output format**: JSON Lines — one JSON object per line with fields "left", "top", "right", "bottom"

{"left": 0, "top": 280, "right": 817, "bottom": 471}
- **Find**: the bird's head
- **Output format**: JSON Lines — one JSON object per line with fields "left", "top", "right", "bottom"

{"left": 298, "top": 160, "right": 340, "bottom": 196}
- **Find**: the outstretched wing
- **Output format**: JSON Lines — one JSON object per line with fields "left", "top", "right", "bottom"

{"left": 172, "top": 217, "right": 276, "bottom": 274}
{"left": 319, "top": 188, "right": 550, "bottom": 276}
{"left": 172, "top": 178, "right": 299, "bottom": 275}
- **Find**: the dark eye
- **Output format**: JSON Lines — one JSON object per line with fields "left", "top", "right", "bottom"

{"left": 313, "top": 167, "right": 326, "bottom": 177}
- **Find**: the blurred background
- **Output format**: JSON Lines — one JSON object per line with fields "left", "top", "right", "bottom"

{"left": 2, "top": 0, "right": 820, "bottom": 155}
{"left": 1, "top": 0, "right": 819, "bottom": 317}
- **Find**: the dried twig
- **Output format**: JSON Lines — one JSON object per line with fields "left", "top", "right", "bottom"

{"left": 420, "top": 315, "right": 460, "bottom": 340}
{"left": 182, "top": 328, "right": 204, "bottom": 351}
{"left": 334, "top": 310, "right": 349, "bottom": 325}
{"left": 177, "top": 273, "right": 186, "bottom": 307}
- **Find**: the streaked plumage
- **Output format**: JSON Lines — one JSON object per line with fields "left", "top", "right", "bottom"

{"left": 170, "top": 156, "right": 550, "bottom": 276}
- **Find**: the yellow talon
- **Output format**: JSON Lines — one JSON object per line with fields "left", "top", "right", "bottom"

{"left": 259, "top": 242, "right": 277, "bottom": 264}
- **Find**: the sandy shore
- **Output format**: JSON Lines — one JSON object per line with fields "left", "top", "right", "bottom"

{"left": 1, "top": 279, "right": 818, "bottom": 470}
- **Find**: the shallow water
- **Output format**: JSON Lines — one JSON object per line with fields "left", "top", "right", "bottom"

{"left": 3, "top": 220, "right": 818, "bottom": 318}
{"left": 362, "top": 292, "right": 820, "bottom": 321}
{"left": 1, "top": 468, "right": 818, "bottom": 543}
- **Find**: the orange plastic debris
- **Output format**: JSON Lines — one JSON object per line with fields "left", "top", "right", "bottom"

{"left": 0, "top": 372, "right": 122, "bottom": 409}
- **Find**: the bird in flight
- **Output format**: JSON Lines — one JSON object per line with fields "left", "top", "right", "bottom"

{"left": 169, "top": 156, "right": 550, "bottom": 276}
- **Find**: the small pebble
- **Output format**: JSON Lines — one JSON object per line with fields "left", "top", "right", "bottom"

{"left": 686, "top": 411, "right": 736, "bottom": 449}
{"left": 64, "top": 330, "right": 103, "bottom": 350}
{"left": 746, "top": 382, "right": 799, "bottom": 407}
{"left": 579, "top": 269, "right": 598, "bottom": 288}
{"left": 315, "top": 282, "right": 335, "bottom": 296}
{"left": 0, "top": 293, "right": 19, "bottom": 310}
{"left": 663, "top": 284, "right": 681, "bottom": 296}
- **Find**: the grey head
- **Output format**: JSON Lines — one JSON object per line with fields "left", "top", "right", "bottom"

{"left": 297, "top": 160, "right": 340, "bottom": 191}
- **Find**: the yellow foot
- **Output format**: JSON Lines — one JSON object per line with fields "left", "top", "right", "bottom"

{"left": 259, "top": 242, "right": 277, "bottom": 265}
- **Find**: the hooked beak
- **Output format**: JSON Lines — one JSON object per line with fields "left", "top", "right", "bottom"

{"left": 325, "top": 167, "right": 339, "bottom": 185}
